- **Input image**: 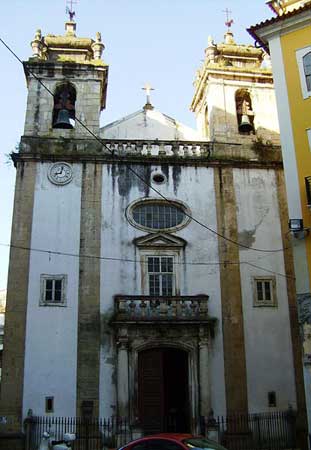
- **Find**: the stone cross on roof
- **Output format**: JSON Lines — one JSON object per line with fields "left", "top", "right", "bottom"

{"left": 142, "top": 83, "right": 155, "bottom": 110}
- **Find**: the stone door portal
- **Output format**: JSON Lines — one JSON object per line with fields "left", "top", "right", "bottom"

{"left": 138, "top": 348, "right": 190, "bottom": 434}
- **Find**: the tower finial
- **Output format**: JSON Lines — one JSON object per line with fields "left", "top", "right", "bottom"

{"left": 223, "top": 8, "right": 234, "bottom": 32}
{"left": 66, "top": 0, "right": 77, "bottom": 22}
{"left": 142, "top": 83, "right": 155, "bottom": 110}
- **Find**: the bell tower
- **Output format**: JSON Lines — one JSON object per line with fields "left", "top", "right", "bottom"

{"left": 190, "top": 29, "right": 280, "bottom": 144}
{"left": 0, "top": 19, "right": 109, "bottom": 437}
{"left": 24, "top": 21, "right": 108, "bottom": 137}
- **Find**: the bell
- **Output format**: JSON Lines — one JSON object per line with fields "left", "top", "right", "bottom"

{"left": 53, "top": 109, "right": 73, "bottom": 129}
{"left": 239, "top": 114, "right": 253, "bottom": 133}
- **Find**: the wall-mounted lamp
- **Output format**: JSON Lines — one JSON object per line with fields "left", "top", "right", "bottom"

{"left": 289, "top": 219, "right": 309, "bottom": 239}
{"left": 289, "top": 219, "right": 304, "bottom": 232}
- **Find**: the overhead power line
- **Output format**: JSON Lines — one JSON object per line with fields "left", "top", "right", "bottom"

{"left": 0, "top": 242, "right": 295, "bottom": 280}
{"left": 0, "top": 37, "right": 290, "bottom": 254}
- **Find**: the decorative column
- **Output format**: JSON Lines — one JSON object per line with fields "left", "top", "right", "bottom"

{"left": 77, "top": 163, "right": 102, "bottom": 416}
{"left": 199, "top": 333, "right": 210, "bottom": 417}
{"left": 117, "top": 328, "right": 130, "bottom": 418}
{"left": 214, "top": 167, "right": 248, "bottom": 413}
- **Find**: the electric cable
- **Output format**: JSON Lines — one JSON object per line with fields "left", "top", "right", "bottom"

{"left": 0, "top": 242, "right": 295, "bottom": 280}
{"left": 0, "top": 36, "right": 291, "bottom": 254}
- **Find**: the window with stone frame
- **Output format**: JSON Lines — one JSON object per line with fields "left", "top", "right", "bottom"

{"left": 253, "top": 276, "right": 277, "bottom": 307}
{"left": 296, "top": 47, "right": 311, "bottom": 99}
{"left": 134, "top": 232, "right": 186, "bottom": 297}
{"left": 40, "top": 274, "right": 67, "bottom": 306}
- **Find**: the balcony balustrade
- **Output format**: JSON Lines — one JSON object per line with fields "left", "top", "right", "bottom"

{"left": 114, "top": 295, "right": 210, "bottom": 322}
{"left": 101, "top": 139, "right": 212, "bottom": 158}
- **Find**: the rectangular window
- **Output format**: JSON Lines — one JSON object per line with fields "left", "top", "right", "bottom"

{"left": 307, "top": 129, "right": 311, "bottom": 152}
{"left": 296, "top": 46, "right": 311, "bottom": 99}
{"left": 268, "top": 391, "right": 277, "bottom": 407}
{"left": 253, "top": 277, "right": 277, "bottom": 307}
{"left": 148, "top": 256, "right": 174, "bottom": 296}
{"left": 40, "top": 275, "right": 67, "bottom": 306}
{"left": 45, "top": 396, "right": 54, "bottom": 413}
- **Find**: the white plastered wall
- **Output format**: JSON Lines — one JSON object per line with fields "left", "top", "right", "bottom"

{"left": 234, "top": 168, "right": 297, "bottom": 411}
{"left": 23, "top": 163, "right": 82, "bottom": 417}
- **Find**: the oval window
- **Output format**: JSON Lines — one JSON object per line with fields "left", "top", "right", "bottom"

{"left": 128, "top": 200, "right": 190, "bottom": 231}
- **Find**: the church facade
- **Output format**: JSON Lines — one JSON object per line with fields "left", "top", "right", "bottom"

{"left": 0, "top": 20, "right": 307, "bottom": 439}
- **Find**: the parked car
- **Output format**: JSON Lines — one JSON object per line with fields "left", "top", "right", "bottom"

{"left": 118, "top": 434, "right": 228, "bottom": 450}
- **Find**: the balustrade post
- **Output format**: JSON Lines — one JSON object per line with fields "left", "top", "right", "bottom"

{"left": 159, "top": 298, "right": 168, "bottom": 318}
{"left": 139, "top": 299, "right": 147, "bottom": 318}
{"left": 171, "top": 144, "right": 179, "bottom": 156}
{"left": 159, "top": 143, "right": 166, "bottom": 155}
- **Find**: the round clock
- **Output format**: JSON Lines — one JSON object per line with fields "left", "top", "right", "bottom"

{"left": 48, "top": 162, "right": 73, "bottom": 185}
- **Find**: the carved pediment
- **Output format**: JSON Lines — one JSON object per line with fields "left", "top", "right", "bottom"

{"left": 134, "top": 232, "right": 187, "bottom": 249}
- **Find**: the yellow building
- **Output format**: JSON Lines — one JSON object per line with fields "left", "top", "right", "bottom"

{"left": 248, "top": 0, "right": 311, "bottom": 437}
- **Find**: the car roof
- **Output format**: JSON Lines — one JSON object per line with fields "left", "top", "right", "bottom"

{"left": 149, "top": 434, "right": 194, "bottom": 441}
{"left": 123, "top": 434, "right": 199, "bottom": 447}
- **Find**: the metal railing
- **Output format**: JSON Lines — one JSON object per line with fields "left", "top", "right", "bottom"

{"left": 23, "top": 410, "right": 297, "bottom": 450}
{"left": 25, "top": 416, "right": 131, "bottom": 450}
{"left": 200, "top": 410, "right": 297, "bottom": 450}
{"left": 114, "top": 295, "right": 210, "bottom": 322}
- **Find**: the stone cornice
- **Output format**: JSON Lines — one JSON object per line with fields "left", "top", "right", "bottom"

{"left": 13, "top": 135, "right": 282, "bottom": 167}
{"left": 11, "top": 151, "right": 283, "bottom": 170}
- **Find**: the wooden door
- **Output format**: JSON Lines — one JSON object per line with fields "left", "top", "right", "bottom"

{"left": 139, "top": 349, "right": 164, "bottom": 433}
{"left": 138, "top": 348, "right": 190, "bottom": 433}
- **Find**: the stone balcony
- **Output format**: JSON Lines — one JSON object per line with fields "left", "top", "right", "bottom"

{"left": 113, "top": 295, "right": 212, "bottom": 324}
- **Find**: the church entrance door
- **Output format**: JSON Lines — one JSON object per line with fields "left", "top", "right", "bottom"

{"left": 138, "top": 348, "right": 190, "bottom": 434}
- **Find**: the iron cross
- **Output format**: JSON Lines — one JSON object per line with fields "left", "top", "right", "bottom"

{"left": 223, "top": 8, "right": 234, "bottom": 30}
{"left": 66, "top": 0, "right": 77, "bottom": 21}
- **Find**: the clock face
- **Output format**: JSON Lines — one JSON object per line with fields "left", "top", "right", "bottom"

{"left": 48, "top": 162, "right": 73, "bottom": 185}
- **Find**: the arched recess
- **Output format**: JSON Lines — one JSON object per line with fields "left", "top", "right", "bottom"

{"left": 235, "top": 89, "right": 255, "bottom": 134}
{"left": 52, "top": 82, "right": 76, "bottom": 129}
{"left": 204, "top": 104, "right": 209, "bottom": 138}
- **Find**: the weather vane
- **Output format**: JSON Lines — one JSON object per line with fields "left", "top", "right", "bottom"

{"left": 66, "top": 0, "right": 77, "bottom": 21}
{"left": 223, "top": 8, "right": 234, "bottom": 31}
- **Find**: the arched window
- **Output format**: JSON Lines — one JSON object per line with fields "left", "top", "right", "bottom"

{"left": 52, "top": 83, "right": 76, "bottom": 129}
{"left": 235, "top": 89, "right": 255, "bottom": 135}
{"left": 303, "top": 52, "right": 311, "bottom": 92}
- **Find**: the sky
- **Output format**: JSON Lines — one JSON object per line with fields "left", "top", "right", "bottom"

{"left": 0, "top": 0, "right": 272, "bottom": 290}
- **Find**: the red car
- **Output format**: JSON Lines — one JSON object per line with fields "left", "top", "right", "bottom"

{"left": 118, "top": 434, "right": 228, "bottom": 450}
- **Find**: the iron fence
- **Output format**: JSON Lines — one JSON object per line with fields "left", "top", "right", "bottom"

{"left": 26, "top": 416, "right": 131, "bottom": 450}
{"left": 200, "top": 410, "right": 297, "bottom": 450}
{"left": 24, "top": 410, "right": 297, "bottom": 450}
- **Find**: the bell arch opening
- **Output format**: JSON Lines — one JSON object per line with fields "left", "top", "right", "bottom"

{"left": 52, "top": 82, "right": 76, "bottom": 129}
{"left": 235, "top": 89, "right": 255, "bottom": 135}
{"left": 138, "top": 347, "right": 190, "bottom": 434}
